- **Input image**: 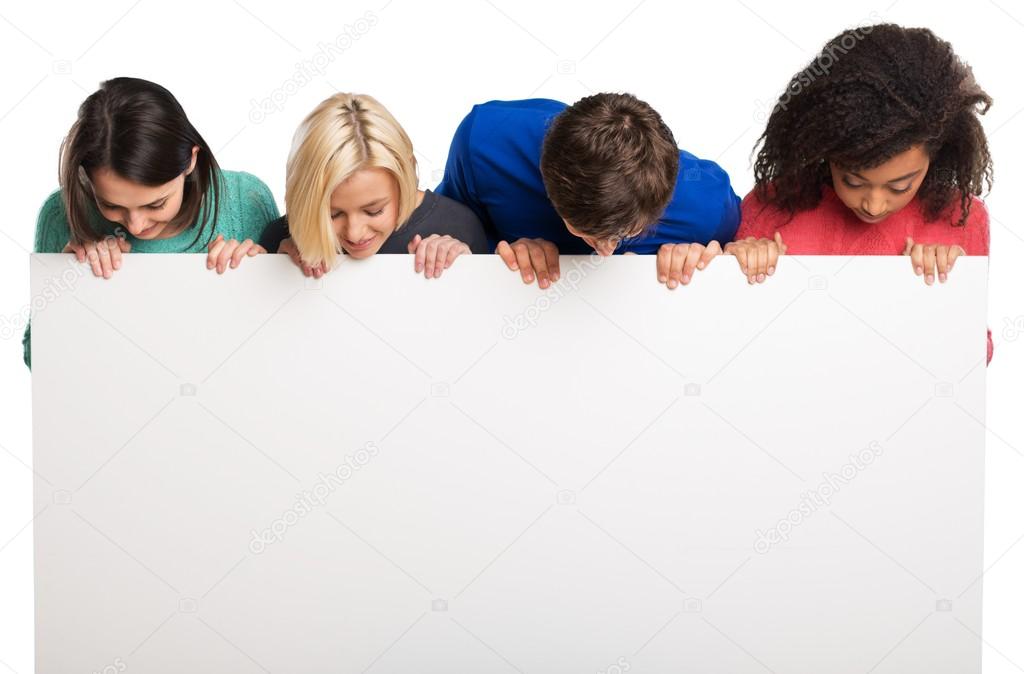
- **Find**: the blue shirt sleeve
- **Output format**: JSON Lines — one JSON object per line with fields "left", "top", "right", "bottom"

{"left": 435, "top": 107, "right": 488, "bottom": 230}
{"left": 715, "top": 183, "right": 742, "bottom": 243}
{"left": 436, "top": 99, "right": 581, "bottom": 252}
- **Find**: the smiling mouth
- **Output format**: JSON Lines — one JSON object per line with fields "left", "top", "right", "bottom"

{"left": 345, "top": 235, "right": 377, "bottom": 250}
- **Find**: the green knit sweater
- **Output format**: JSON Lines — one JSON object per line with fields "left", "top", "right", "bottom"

{"left": 24, "top": 170, "right": 280, "bottom": 367}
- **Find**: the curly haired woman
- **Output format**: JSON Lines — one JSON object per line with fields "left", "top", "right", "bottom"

{"left": 735, "top": 23, "right": 994, "bottom": 359}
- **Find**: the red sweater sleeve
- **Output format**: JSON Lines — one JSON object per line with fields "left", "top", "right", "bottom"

{"left": 736, "top": 189, "right": 780, "bottom": 241}
{"left": 956, "top": 197, "right": 992, "bottom": 363}
{"left": 960, "top": 197, "right": 990, "bottom": 255}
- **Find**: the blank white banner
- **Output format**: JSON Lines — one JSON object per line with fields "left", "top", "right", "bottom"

{"left": 30, "top": 253, "right": 987, "bottom": 674}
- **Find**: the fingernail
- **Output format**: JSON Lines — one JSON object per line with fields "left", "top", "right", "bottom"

{"left": 697, "top": 262, "right": 705, "bottom": 269}
{"left": 658, "top": 275, "right": 667, "bottom": 283}
{"left": 939, "top": 273, "right": 947, "bottom": 283}
{"left": 524, "top": 274, "right": 533, "bottom": 282}
{"left": 758, "top": 273, "right": 765, "bottom": 282}
{"left": 681, "top": 274, "right": 691, "bottom": 284}
{"left": 767, "top": 266, "right": 775, "bottom": 275}
{"left": 915, "top": 266, "right": 923, "bottom": 275}
{"left": 926, "top": 274, "right": 934, "bottom": 284}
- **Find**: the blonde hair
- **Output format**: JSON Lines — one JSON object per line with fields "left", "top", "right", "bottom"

{"left": 285, "top": 93, "right": 418, "bottom": 267}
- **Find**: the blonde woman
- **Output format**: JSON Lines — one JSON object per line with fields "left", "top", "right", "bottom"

{"left": 262, "top": 93, "right": 487, "bottom": 278}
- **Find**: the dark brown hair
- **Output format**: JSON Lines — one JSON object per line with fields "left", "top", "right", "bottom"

{"left": 59, "top": 77, "right": 221, "bottom": 244}
{"left": 540, "top": 93, "right": 679, "bottom": 240}
{"left": 753, "top": 24, "right": 992, "bottom": 226}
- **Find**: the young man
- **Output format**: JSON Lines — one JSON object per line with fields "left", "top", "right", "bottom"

{"left": 436, "top": 93, "right": 752, "bottom": 289}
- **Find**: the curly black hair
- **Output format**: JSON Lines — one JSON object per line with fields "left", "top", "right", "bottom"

{"left": 752, "top": 24, "right": 993, "bottom": 226}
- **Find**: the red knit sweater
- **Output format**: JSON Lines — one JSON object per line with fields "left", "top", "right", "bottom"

{"left": 737, "top": 185, "right": 992, "bottom": 362}
{"left": 737, "top": 185, "right": 989, "bottom": 254}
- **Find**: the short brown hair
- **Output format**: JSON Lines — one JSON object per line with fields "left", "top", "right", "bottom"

{"left": 540, "top": 93, "right": 679, "bottom": 240}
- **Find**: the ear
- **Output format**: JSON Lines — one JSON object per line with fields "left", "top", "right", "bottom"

{"left": 184, "top": 145, "right": 200, "bottom": 176}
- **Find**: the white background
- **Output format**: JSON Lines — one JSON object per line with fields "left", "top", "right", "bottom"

{"left": 1, "top": 0, "right": 1022, "bottom": 671}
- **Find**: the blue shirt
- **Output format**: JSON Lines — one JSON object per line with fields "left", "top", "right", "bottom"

{"left": 435, "top": 98, "right": 741, "bottom": 255}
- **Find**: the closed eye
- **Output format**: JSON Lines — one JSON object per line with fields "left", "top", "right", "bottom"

{"left": 366, "top": 208, "right": 384, "bottom": 217}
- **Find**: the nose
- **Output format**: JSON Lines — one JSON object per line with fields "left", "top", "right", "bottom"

{"left": 345, "top": 225, "right": 370, "bottom": 242}
{"left": 125, "top": 211, "right": 149, "bottom": 235}
{"left": 590, "top": 238, "right": 616, "bottom": 256}
{"left": 862, "top": 191, "right": 886, "bottom": 217}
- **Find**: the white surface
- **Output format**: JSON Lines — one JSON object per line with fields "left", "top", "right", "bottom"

{"left": 30, "top": 254, "right": 987, "bottom": 673}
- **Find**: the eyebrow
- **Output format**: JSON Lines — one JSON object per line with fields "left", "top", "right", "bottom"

{"left": 330, "top": 197, "right": 390, "bottom": 214}
{"left": 99, "top": 193, "right": 171, "bottom": 208}
{"left": 849, "top": 169, "right": 923, "bottom": 184}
